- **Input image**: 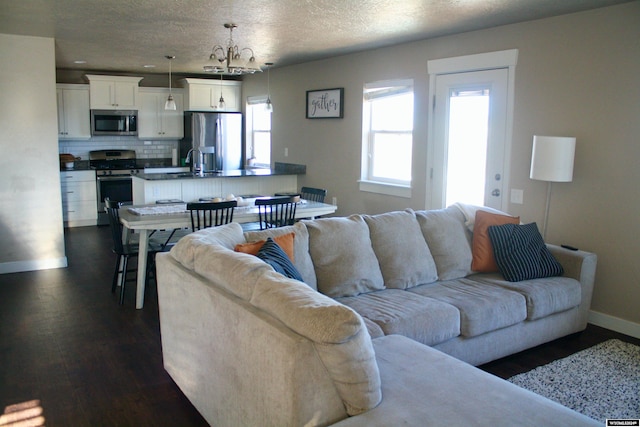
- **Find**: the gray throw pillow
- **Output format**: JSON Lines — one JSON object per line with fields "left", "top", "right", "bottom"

{"left": 364, "top": 209, "right": 438, "bottom": 289}
{"left": 305, "top": 215, "right": 385, "bottom": 298}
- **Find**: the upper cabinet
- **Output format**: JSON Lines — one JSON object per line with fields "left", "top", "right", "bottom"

{"left": 56, "top": 84, "right": 91, "bottom": 140}
{"left": 85, "top": 75, "right": 143, "bottom": 110}
{"left": 179, "top": 78, "right": 242, "bottom": 112}
{"left": 138, "top": 88, "right": 184, "bottom": 139}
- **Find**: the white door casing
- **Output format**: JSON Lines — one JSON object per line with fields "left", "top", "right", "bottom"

{"left": 426, "top": 50, "right": 518, "bottom": 211}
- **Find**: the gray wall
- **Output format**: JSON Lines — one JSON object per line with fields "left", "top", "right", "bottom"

{"left": 0, "top": 34, "right": 67, "bottom": 272}
{"left": 242, "top": 3, "right": 640, "bottom": 332}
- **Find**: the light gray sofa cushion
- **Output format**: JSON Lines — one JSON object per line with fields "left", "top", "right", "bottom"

{"left": 170, "top": 222, "right": 245, "bottom": 270}
{"left": 331, "top": 335, "right": 600, "bottom": 427}
{"left": 337, "top": 289, "right": 460, "bottom": 346}
{"left": 363, "top": 209, "right": 437, "bottom": 289}
{"left": 470, "top": 273, "right": 582, "bottom": 320}
{"left": 243, "top": 221, "right": 317, "bottom": 290}
{"left": 305, "top": 215, "right": 385, "bottom": 298}
{"left": 415, "top": 207, "right": 473, "bottom": 280}
{"left": 409, "top": 278, "right": 527, "bottom": 337}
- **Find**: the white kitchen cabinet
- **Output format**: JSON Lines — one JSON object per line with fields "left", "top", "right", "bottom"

{"left": 85, "top": 74, "right": 142, "bottom": 109}
{"left": 56, "top": 84, "right": 91, "bottom": 140}
{"left": 60, "top": 170, "right": 97, "bottom": 227}
{"left": 179, "top": 78, "right": 242, "bottom": 112}
{"left": 138, "top": 88, "right": 184, "bottom": 139}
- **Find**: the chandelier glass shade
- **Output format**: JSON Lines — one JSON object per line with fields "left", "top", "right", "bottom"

{"left": 204, "top": 23, "right": 262, "bottom": 75}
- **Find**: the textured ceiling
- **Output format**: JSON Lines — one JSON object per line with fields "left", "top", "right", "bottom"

{"left": 0, "top": 0, "right": 632, "bottom": 75}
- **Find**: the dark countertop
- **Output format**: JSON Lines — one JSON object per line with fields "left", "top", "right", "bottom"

{"left": 134, "top": 168, "right": 296, "bottom": 181}
{"left": 60, "top": 160, "right": 92, "bottom": 172}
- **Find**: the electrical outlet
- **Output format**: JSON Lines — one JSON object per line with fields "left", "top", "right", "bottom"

{"left": 284, "top": 147, "right": 289, "bottom": 157}
{"left": 332, "top": 197, "right": 337, "bottom": 206}
{"left": 510, "top": 189, "right": 524, "bottom": 204}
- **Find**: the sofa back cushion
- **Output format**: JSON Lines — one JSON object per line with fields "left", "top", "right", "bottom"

{"left": 244, "top": 222, "right": 317, "bottom": 290}
{"left": 415, "top": 207, "right": 473, "bottom": 280}
{"left": 170, "top": 222, "right": 245, "bottom": 270}
{"left": 364, "top": 209, "right": 438, "bottom": 289}
{"left": 305, "top": 215, "right": 385, "bottom": 298}
{"left": 251, "top": 269, "right": 382, "bottom": 415}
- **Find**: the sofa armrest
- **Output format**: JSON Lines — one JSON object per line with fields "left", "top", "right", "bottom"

{"left": 546, "top": 244, "right": 597, "bottom": 286}
{"left": 547, "top": 244, "right": 597, "bottom": 327}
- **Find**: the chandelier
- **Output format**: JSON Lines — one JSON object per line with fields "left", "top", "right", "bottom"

{"left": 204, "top": 23, "right": 262, "bottom": 74}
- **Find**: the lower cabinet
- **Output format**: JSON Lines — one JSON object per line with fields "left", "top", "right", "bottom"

{"left": 60, "top": 170, "right": 97, "bottom": 227}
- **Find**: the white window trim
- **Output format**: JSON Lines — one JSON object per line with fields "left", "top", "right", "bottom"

{"left": 358, "top": 180, "right": 412, "bottom": 198}
{"left": 246, "top": 95, "right": 271, "bottom": 168}
{"left": 425, "top": 49, "right": 518, "bottom": 211}
{"left": 360, "top": 79, "right": 414, "bottom": 198}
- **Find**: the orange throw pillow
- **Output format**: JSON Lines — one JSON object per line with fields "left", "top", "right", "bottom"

{"left": 471, "top": 210, "right": 519, "bottom": 272}
{"left": 235, "top": 232, "right": 295, "bottom": 261}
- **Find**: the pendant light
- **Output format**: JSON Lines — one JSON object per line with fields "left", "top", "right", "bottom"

{"left": 265, "top": 62, "right": 273, "bottom": 113}
{"left": 164, "top": 55, "right": 177, "bottom": 110}
{"left": 218, "top": 73, "right": 226, "bottom": 109}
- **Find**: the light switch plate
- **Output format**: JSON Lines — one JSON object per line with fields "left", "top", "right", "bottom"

{"left": 511, "top": 189, "right": 524, "bottom": 204}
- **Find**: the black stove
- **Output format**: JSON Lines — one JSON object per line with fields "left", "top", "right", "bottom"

{"left": 89, "top": 150, "right": 140, "bottom": 176}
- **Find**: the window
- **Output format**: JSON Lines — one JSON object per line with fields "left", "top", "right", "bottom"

{"left": 246, "top": 96, "right": 271, "bottom": 167}
{"left": 361, "top": 80, "right": 414, "bottom": 197}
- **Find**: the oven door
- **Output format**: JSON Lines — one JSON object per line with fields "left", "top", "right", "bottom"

{"left": 96, "top": 175, "right": 133, "bottom": 225}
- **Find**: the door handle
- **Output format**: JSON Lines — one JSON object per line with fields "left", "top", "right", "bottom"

{"left": 491, "top": 189, "right": 500, "bottom": 197}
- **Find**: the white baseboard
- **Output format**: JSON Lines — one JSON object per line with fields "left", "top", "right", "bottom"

{"left": 588, "top": 310, "right": 640, "bottom": 339}
{"left": 0, "top": 257, "right": 68, "bottom": 274}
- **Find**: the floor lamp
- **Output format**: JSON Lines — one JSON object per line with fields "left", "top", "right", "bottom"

{"left": 529, "top": 135, "right": 576, "bottom": 239}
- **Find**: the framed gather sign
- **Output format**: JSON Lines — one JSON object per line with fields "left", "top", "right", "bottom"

{"left": 306, "top": 88, "right": 344, "bottom": 119}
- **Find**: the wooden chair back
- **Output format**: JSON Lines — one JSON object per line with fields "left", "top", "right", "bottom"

{"left": 187, "top": 200, "right": 237, "bottom": 231}
{"left": 255, "top": 196, "right": 298, "bottom": 229}
{"left": 300, "top": 186, "right": 327, "bottom": 203}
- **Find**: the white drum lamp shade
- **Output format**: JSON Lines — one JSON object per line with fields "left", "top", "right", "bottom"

{"left": 529, "top": 135, "right": 576, "bottom": 239}
{"left": 530, "top": 136, "right": 576, "bottom": 182}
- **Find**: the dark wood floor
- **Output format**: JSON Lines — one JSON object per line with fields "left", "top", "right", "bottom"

{"left": 1, "top": 225, "right": 638, "bottom": 426}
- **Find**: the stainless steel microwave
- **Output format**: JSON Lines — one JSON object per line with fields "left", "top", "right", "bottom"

{"left": 90, "top": 110, "right": 138, "bottom": 136}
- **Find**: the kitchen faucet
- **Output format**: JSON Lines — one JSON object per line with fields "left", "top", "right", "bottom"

{"left": 185, "top": 148, "right": 204, "bottom": 176}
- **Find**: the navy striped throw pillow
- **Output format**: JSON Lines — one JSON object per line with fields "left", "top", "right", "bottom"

{"left": 487, "top": 222, "right": 563, "bottom": 282}
{"left": 257, "top": 237, "right": 304, "bottom": 282}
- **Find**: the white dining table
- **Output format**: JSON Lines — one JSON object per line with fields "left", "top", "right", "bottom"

{"left": 118, "top": 201, "right": 337, "bottom": 309}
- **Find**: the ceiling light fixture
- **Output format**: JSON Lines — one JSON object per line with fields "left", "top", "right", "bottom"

{"left": 203, "top": 23, "right": 262, "bottom": 74}
{"left": 164, "top": 55, "right": 176, "bottom": 110}
{"left": 265, "top": 62, "right": 273, "bottom": 113}
{"left": 218, "top": 74, "right": 226, "bottom": 109}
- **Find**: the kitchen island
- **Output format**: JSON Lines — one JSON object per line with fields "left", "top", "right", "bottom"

{"left": 132, "top": 168, "right": 300, "bottom": 204}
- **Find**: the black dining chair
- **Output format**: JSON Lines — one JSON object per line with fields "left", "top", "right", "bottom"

{"left": 300, "top": 187, "right": 327, "bottom": 203}
{"left": 255, "top": 195, "right": 299, "bottom": 230}
{"left": 105, "top": 197, "right": 163, "bottom": 305}
{"left": 187, "top": 200, "right": 237, "bottom": 231}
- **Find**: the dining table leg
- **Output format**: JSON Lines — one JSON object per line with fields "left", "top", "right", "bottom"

{"left": 135, "top": 229, "right": 150, "bottom": 309}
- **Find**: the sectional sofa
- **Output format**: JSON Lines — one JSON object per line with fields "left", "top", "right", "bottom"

{"left": 156, "top": 205, "right": 598, "bottom": 426}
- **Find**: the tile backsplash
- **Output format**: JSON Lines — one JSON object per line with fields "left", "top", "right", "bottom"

{"left": 59, "top": 136, "right": 179, "bottom": 160}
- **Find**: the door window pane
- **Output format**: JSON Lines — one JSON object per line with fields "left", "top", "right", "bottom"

{"left": 445, "top": 90, "right": 489, "bottom": 207}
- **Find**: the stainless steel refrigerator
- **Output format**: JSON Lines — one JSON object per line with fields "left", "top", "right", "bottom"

{"left": 180, "top": 112, "right": 244, "bottom": 172}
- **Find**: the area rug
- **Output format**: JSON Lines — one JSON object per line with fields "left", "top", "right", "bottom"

{"left": 508, "top": 339, "right": 640, "bottom": 423}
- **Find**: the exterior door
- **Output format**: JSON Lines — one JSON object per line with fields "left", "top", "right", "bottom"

{"left": 431, "top": 68, "right": 509, "bottom": 210}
